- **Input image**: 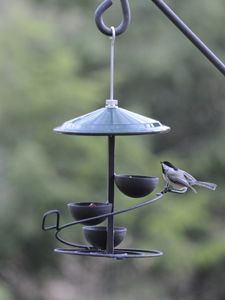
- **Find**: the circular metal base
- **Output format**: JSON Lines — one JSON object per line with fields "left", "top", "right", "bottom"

{"left": 54, "top": 248, "right": 163, "bottom": 260}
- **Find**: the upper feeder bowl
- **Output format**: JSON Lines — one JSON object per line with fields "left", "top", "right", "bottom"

{"left": 68, "top": 202, "right": 112, "bottom": 226}
{"left": 115, "top": 174, "right": 159, "bottom": 198}
{"left": 83, "top": 226, "right": 127, "bottom": 250}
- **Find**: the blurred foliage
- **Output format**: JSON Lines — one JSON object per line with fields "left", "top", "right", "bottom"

{"left": 0, "top": 0, "right": 225, "bottom": 299}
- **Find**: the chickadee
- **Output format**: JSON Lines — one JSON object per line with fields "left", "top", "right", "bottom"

{"left": 161, "top": 161, "right": 217, "bottom": 193}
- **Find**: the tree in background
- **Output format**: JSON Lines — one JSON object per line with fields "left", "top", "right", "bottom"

{"left": 0, "top": 0, "right": 225, "bottom": 299}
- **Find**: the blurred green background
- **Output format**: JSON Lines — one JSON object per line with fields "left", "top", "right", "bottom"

{"left": 0, "top": 0, "right": 225, "bottom": 299}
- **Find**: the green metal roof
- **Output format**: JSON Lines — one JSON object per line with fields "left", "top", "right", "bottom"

{"left": 54, "top": 102, "right": 170, "bottom": 136}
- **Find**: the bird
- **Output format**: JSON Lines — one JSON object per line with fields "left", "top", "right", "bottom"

{"left": 160, "top": 161, "right": 217, "bottom": 193}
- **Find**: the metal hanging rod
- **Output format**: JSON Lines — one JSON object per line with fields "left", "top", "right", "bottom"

{"left": 95, "top": 0, "right": 225, "bottom": 76}
{"left": 151, "top": 0, "right": 225, "bottom": 76}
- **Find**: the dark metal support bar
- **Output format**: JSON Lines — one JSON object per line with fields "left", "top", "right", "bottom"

{"left": 106, "top": 135, "right": 115, "bottom": 253}
{"left": 151, "top": 0, "right": 225, "bottom": 76}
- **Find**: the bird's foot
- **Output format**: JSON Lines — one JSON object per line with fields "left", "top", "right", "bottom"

{"left": 157, "top": 186, "right": 171, "bottom": 195}
{"left": 157, "top": 185, "right": 188, "bottom": 196}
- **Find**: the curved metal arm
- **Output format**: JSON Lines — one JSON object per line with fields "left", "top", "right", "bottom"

{"left": 151, "top": 0, "right": 225, "bottom": 76}
{"left": 42, "top": 191, "right": 166, "bottom": 249}
{"left": 53, "top": 191, "right": 165, "bottom": 233}
{"left": 55, "top": 230, "right": 92, "bottom": 249}
{"left": 42, "top": 210, "right": 60, "bottom": 231}
{"left": 95, "top": 0, "right": 131, "bottom": 36}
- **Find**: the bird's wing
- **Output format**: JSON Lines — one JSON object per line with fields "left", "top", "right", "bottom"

{"left": 168, "top": 171, "right": 192, "bottom": 188}
{"left": 183, "top": 171, "right": 197, "bottom": 184}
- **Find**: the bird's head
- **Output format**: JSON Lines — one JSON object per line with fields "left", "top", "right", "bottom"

{"left": 161, "top": 161, "right": 178, "bottom": 173}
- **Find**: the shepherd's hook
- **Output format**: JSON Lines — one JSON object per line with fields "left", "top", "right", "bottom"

{"left": 95, "top": 0, "right": 131, "bottom": 36}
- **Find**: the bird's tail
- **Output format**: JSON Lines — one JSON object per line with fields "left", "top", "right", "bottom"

{"left": 195, "top": 181, "right": 217, "bottom": 191}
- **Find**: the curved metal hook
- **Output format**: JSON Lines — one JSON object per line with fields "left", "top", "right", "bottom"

{"left": 42, "top": 210, "right": 60, "bottom": 231}
{"left": 95, "top": 0, "right": 131, "bottom": 36}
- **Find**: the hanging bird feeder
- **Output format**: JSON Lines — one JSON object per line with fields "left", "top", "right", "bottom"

{"left": 42, "top": 0, "right": 224, "bottom": 260}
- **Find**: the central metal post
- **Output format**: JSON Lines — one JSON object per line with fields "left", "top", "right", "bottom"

{"left": 106, "top": 135, "right": 115, "bottom": 253}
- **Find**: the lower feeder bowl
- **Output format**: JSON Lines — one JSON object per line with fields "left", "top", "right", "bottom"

{"left": 115, "top": 174, "right": 159, "bottom": 198}
{"left": 83, "top": 226, "right": 127, "bottom": 250}
{"left": 68, "top": 202, "right": 112, "bottom": 226}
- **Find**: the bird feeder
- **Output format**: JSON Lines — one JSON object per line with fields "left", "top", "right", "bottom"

{"left": 42, "top": 0, "right": 224, "bottom": 260}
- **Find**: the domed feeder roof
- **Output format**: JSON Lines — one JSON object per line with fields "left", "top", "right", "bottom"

{"left": 54, "top": 100, "right": 170, "bottom": 136}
